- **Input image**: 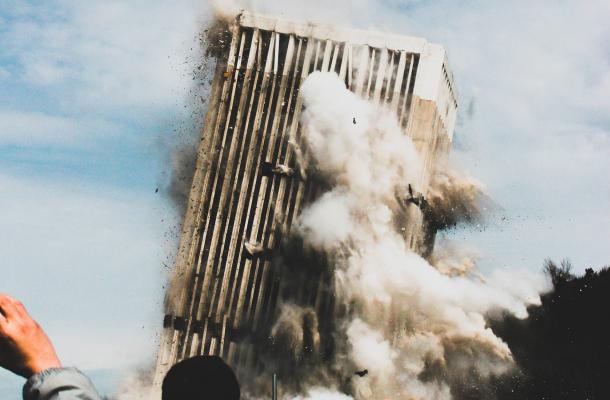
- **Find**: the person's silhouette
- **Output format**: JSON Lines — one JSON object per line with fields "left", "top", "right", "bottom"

{"left": 162, "top": 355, "right": 240, "bottom": 400}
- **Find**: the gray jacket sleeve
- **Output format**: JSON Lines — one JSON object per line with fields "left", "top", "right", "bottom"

{"left": 23, "top": 367, "right": 102, "bottom": 400}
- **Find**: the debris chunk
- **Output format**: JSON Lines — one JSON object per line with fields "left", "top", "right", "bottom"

{"left": 272, "top": 164, "right": 294, "bottom": 177}
{"left": 244, "top": 240, "right": 265, "bottom": 256}
{"left": 405, "top": 183, "right": 427, "bottom": 209}
{"left": 262, "top": 162, "right": 295, "bottom": 177}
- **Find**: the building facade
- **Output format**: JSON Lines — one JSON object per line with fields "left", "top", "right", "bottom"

{"left": 155, "top": 11, "right": 458, "bottom": 382}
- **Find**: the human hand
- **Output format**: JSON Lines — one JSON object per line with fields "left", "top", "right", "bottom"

{"left": 0, "top": 294, "right": 61, "bottom": 378}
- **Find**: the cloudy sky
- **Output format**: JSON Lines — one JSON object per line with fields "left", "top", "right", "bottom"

{"left": 1, "top": 0, "right": 609, "bottom": 396}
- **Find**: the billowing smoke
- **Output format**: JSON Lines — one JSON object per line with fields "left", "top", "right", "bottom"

{"left": 429, "top": 239, "right": 481, "bottom": 278}
{"left": 267, "top": 72, "right": 546, "bottom": 399}
{"left": 425, "top": 166, "right": 488, "bottom": 231}
{"left": 154, "top": 7, "right": 546, "bottom": 399}
{"left": 271, "top": 303, "right": 321, "bottom": 361}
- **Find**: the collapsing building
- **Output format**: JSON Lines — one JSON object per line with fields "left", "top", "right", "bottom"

{"left": 156, "top": 11, "right": 458, "bottom": 384}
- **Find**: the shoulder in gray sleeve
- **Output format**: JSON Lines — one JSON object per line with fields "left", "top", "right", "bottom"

{"left": 23, "top": 367, "right": 102, "bottom": 400}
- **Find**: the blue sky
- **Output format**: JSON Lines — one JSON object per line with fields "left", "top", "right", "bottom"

{"left": 0, "top": 1, "right": 208, "bottom": 396}
{"left": 1, "top": 0, "right": 609, "bottom": 397}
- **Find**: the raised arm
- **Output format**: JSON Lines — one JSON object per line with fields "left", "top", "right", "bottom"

{"left": 0, "top": 294, "right": 101, "bottom": 400}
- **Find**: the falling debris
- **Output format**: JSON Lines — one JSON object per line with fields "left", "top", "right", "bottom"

{"left": 405, "top": 183, "right": 427, "bottom": 209}
{"left": 354, "top": 369, "right": 368, "bottom": 377}
{"left": 273, "top": 164, "right": 294, "bottom": 177}
{"left": 262, "top": 162, "right": 295, "bottom": 177}
{"left": 243, "top": 239, "right": 265, "bottom": 257}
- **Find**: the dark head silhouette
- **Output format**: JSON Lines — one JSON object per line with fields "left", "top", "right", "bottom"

{"left": 162, "top": 356, "right": 240, "bottom": 400}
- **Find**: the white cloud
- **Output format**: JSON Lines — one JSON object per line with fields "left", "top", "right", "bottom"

{"left": 390, "top": 0, "right": 610, "bottom": 271}
{"left": 1, "top": 0, "right": 210, "bottom": 111}
{"left": 0, "top": 0, "right": 198, "bottom": 383}
{"left": 0, "top": 110, "right": 123, "bottom": 147}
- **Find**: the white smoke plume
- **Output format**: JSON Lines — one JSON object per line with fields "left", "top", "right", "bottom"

{"left": 282, "top": 71, "right": 546, "bottom": 399}
{"left": 292, "top": 388, "right": 354, "bottom": 400}
{"left": 429, "top": 240, "right": 481, "bottom": 278}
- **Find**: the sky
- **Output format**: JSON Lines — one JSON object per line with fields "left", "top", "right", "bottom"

{"left": 1, "top": 0, "right": 609, "bottom": 397}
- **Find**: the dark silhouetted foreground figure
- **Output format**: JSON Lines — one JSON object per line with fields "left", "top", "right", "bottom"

{"left": 162, "top": 356, "right": 240, "bottom": 400}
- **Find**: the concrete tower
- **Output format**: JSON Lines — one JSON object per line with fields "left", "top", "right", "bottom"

{"left": 156, "top": 11, "right": 458, "bottom": 381}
